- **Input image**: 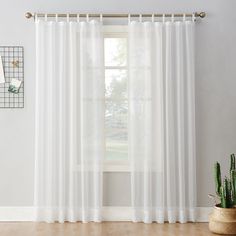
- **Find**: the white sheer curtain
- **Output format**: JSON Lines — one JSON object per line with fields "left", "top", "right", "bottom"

{"left": 129, "top": 19, "right": 196, "bottom": 223}
{"left": 34, "top": 19, "right": 104, "bottom": 223}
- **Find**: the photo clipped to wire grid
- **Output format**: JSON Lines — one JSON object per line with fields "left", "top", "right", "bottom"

{"left": 0, "top": 46, "right": 24, "bottom": 108}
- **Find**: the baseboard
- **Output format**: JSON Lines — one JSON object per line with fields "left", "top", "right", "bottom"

{"left": 195, "top": 207, "right": 212, "bottom": 222}
{"left": 0, "top": 207, "right": 35, "bottom": 221}
{"left": 0, "top": 207, "right": 212, "bottom": 222}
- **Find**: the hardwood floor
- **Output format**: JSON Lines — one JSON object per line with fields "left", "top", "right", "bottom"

{"left": 0, "top": 222, "right": 216, "bottom": 236}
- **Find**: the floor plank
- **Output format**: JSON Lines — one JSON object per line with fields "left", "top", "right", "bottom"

{"left": 0, "top": 222, "right": 216, "bottom": 236}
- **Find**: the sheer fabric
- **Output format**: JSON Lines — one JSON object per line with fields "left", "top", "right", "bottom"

{"left": 128, "top": 20, "right": 196, "bottom": 223}
{"left": 34, "top": 20, "right": 104, "bottom": 223}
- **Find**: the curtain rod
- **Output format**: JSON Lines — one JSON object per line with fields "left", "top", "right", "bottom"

{"left": 25, "top": 12, "right": 206, "bottom": 20}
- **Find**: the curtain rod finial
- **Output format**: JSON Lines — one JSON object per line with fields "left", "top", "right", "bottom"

{"left": 25, "top": 12, "right": 33, "bottom": 19}
{"left": 198, "top": 12, "right": 206, "bottom": 18}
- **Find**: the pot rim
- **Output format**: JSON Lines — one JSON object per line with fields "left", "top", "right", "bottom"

{"left": 214, "top": 204, "right": 236, "bottom": 211}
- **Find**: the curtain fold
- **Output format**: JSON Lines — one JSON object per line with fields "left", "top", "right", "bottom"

{"left": 34, "top": 20, "right": 104, "bottom": 223}
{"left": 128, "top": 20, "right": 196, "bottom": 223}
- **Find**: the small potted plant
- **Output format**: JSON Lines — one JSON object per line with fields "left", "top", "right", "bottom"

{"left": 209, "top": 154, "right": 236, "bottom": 234}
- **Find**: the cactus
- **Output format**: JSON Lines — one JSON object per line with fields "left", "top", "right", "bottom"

{"left": 214, "top": 162, "right": 222, "bottom": 196}
{"left": 224, "top": 177, "right": 233, "bottom": 207}
{"left": 220, "top": 186, "right": 227, "bottom": 208}
{"left": 231, "top": 169, "right": 236, "bottom": 204}
{"left": 213, "top": 154, "right": 236, "bottom": 208}
{"left": 230, "top": 154, "right": 236, "bottom": 171}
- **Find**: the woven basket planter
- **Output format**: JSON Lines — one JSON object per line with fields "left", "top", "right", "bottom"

{"left": 209, "top": 204, "right": 236, "bottom": 235}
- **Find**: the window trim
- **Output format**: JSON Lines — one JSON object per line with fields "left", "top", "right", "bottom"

{"left": 74, "top": 162, "right": 130, "bottom": 173}
{"left": 103, "top": 25, "right": 128, "bottom": 36}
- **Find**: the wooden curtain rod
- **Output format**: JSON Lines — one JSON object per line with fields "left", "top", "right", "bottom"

{"left": 25, "top": 12, "right": 206, "bottom": 20}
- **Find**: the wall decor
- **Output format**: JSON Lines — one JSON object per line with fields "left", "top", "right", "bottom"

{"left": 0, "top": 56, "right": 5, "bottom": 83}
{"left": 0, "top": 46, "right": 24, "bottom": 108}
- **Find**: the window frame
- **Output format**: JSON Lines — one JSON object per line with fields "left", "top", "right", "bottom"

{"left": 74, "top": 26, "right": 129, "bottom": 173}
{"left": 103, "top": 25, "right": 130, "bottom": 172}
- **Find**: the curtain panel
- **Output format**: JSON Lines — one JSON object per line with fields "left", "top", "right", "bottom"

{"left": 34, "top": 20, "right": 104, "bottom": 223}
{"left": 128, "top": 20, "right": 196, "bottom": 223}
{"left": 34, "top": 18, "right": 196, "bottom": 224}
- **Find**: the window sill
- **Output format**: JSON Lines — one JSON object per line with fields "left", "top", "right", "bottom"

{"left": 103, "top": 164, "right": 130, "bottom": 172}
{"left": 74, "top": 161, "right": 130, "bottom": 172}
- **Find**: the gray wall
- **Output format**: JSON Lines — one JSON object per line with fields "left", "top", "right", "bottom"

{"left": 0, "top": 0, "right": 235, "bottom": 207}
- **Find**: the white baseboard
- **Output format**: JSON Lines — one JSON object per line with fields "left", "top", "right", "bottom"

{"left": 195, "top": 207, "right": 212, "bottom": 222}
{"left": 103, "top": 207, "right": 212, "bottom": 222}
{"left": 0, "top": 207, "right": 35, "bottom": 221}
{"left": 0, "top": 207, "right": 212, "bottom": 222}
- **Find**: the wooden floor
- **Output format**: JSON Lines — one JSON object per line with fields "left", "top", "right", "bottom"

{"left": 0, "top": 222, "right": 216, "bottom": 236}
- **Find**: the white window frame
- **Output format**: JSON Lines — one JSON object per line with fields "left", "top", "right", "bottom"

{"left": 103, "top": 25, "right": 130, "bottom": 172}
{"left": 74, "top": 26, "right": 130, "bottom": 173}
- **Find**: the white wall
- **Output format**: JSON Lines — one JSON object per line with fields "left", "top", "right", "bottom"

{"left": 0, "top": 0, "right": 236, "bottom": 208}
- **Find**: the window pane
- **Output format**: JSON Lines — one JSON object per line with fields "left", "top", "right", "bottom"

{"left": 105, "top": 101, "right": 128, "bottom": 160}
{"left": 105, "top": 69, "right": 127, "bottom": 100}
{"left": 105, "top": 38, "right": 127, "bottom": 66}
{"left": 105, "top": 69, "right": 128, "bottom": 160}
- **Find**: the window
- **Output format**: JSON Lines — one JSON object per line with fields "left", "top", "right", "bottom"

{"left": 103, "top": 26, "right": 129, "bottom": 171}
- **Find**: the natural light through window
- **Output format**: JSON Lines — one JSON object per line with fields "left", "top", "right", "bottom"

{"left": 104, "top": 37, "right": 128, "bottom": 161}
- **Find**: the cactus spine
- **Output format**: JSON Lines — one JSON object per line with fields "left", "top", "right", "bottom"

{"left": 213, "top": 154, "right": 236, "bottom": 208}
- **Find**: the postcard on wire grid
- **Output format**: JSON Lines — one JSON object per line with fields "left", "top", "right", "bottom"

{"left": 0, "top": 56, "right": 5, "bottom": 84}
{"left": 8, "top": 78, "right": 22, "bottom": 94}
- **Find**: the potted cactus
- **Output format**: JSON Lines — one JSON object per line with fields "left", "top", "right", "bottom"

{"left": 209, "top": 154, "right": 236, "bottom": 234}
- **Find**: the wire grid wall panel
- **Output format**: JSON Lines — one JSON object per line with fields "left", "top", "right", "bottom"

{"left": 0, "top": 46, "right": 24, "bottom": 108}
